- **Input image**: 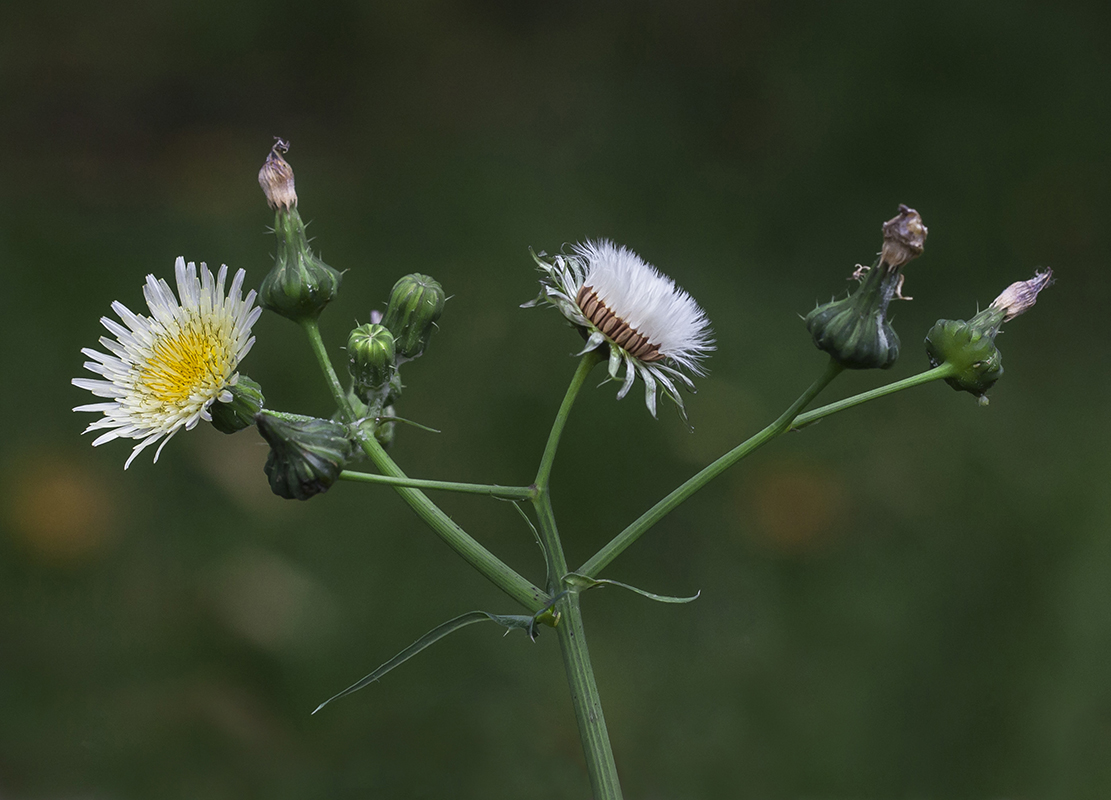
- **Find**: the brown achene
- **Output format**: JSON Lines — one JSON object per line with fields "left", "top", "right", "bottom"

{"left": 576, "top": 284, "right": 663, "bottom": 362}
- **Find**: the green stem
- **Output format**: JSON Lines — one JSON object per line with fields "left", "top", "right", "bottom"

{"left": 530, "top": 353, "right": 622, "bottom": 799}
{"left": 534, "top": 491, "right": 623, "bottom": 798}
{"left": 789, "top": 363, "right": 958, "bottom": 430}
{"left": 301, "top": 318, "right": 354, "bottom": 417}
{"left": 339, "top": 470, "right": 536, "bottom": 500}
{"left": 555, "top": 588, "right": 623, "bottom": 800}
{"left": 301, "top": 318, "right": 547, "bottom": 613}
{"left": 578, "top": 357, "right": 844, "bottom": 579}
{"left": 535, "top": 350, "right": 604, "bottom": 490}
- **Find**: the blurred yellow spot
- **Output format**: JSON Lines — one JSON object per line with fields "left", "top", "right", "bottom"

{"left": 3, "top": 452, "right": 117, "bottom": 564}
{"left": 743, "top": 461, "right": 846, "bottom": 554}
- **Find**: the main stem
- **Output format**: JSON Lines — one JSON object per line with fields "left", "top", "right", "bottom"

{"left": 532, "top": 351, "right": 622, "bottom": 800}
{"left": 301, "top": 318, "right": 547, "bottom": 612}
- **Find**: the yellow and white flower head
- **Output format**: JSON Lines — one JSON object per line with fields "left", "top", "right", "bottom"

{"left": 73, "top": 258, "right": 262, "bottom": 468}
{"left": 525, "top": 239, "right": 714, "bottom": 419}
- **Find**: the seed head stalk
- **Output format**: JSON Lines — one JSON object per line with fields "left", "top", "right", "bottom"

{"left": 531, "top": 350, "right": 623, "bottom": 799}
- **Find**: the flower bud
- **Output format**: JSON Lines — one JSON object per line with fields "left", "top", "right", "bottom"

{"left": 255, "top": 410, "right": 354, "bottom": 501}
{"left": 257, "top": 143, "right": 342, "bottom": 322}
{"left": 375, "top": 405, "right": 397, "bottom": 450}
{"left": 805, "top": 205, "right": 927, "bottom": 369}
{"left": 925, "top": 319, "right": 1004, "bottom": 400}
{"left": 925, "top": 269, "right": 1052, "bottom": 402}
{"left": 348, "top": 323, "right": 397, "bottom": 400}
{"left": 381, "top": 274, "right": 445, "bottom": 361}
{"left": 209, "top": 376, "right": 265, "bottom": 434}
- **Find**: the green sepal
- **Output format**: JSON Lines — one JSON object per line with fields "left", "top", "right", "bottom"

{"left": 563, "top": 573, "right": 701, "bottom": 604}
{"left": 209, "top": 376, "right": 265, "bottom": 434}
{"left": 312, "top": 610, "right": 538, "bottom": 714}
{"left": 805, "top": 260, "right": 901, "bottom": 370}
{"left": 259, "top": 206, "right": 342, "bottom": 322}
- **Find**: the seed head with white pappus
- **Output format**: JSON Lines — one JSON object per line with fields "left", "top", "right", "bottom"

{"left": 72, "top": 258, "right": 262, "bottom": 468}
{"left": 524, "top": 240, "right": 714, "bottom": 419}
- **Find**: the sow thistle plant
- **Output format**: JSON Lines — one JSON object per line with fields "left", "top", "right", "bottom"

{"left": 71, "top": 140, "right": 1053, "bottom": 800}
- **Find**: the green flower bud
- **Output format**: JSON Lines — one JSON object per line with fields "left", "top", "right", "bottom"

{"left": 382, "top": 274, "right": 445, "bottom": 361}
{"left": 375, "top": 405, "right": 397, "bottom": 450}
{"left": 925, "top": 317, "right": 1004, "bottom": 400}
{"left": 257, "top": 143, "right": 342, "bottom": 322}
{"left": 209, "top": 376, "right": 265, "bottom": 434}
{"left": 925, "top": 269, "right": 1053, "bottom": 403}
{"left": 805, "top": 205, "right": 927, "bottom": 370}
{"left": 344, "top": 395, "right": 395, "bottom": 451}
{"left": 255, "top": 410, "right": 354, "bottom": 501}
{"left": 348, "top": 323, "right": 396, "bottom": 399}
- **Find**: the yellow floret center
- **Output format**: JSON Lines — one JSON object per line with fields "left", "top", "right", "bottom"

{"left": 139, "top": 318, "right": 232, "bottom": 405}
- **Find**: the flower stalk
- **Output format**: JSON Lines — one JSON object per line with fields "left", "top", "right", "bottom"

{"left": 339, "top": 469, "right": 535, "bottom": 500}
{"left": 579, "top": 357, "right": 843, "bottom": 579}
{"left": 789, "top": 363, "right": 958, "bottom": 431}
{"left": 531, "top": 352, "right": 623, "bottom": 799}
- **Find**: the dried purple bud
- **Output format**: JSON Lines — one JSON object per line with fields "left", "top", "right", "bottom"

{"left": 879, "top": 204, "right": 928, "bottom": 270}
{"left": 259, "top": 138, "right": 297, "bottom": 210}
{"left": 989, "top": 269, "right": 1054, "bottom": 323}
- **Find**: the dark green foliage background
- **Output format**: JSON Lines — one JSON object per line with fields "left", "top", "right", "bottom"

{"left": 2, "top": 2, "right": 1109, "bottom": 797}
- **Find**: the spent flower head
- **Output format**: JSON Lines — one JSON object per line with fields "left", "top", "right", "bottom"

{"left": 259, "top": 138, "right": 297, "bottom": 209}
{"left": 524, "top": 239, "right": 714, "bottom": 419}
{"left": 805, "top": 204, "right": 928, "bottom": 370}
{"left": 72, "top": 258, "right": 262, "bottom": 468}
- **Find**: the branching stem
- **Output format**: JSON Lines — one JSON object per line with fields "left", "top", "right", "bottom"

{"left": 301, "top": 318, "right": 547, "bottom": 612}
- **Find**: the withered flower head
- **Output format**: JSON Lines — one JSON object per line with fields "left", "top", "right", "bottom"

{"left": 989, "top": 269, "right": 1054, "bottom": 323}
{"left": 879, "top": 204, "right": 928, "bottom": 269}
{"left": 258, "top": 138, "right": 297, "bottom": 210}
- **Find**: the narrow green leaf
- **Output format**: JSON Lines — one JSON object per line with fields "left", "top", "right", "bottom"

{"left": 508, "top": 500, "right": 550, "bottom": 588}
{"left": 563, "top": 572, "right": 701, "bottom": 604}
{"left": 375, "top": 415, "right": 441, "bottom": 434}
{"left": 313, "top": 610, "right": 536, "bottom": 714}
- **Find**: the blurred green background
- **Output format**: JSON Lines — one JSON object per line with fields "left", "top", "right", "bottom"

{"left": 3, "top": 2, "right": 1109, "bottom": 797}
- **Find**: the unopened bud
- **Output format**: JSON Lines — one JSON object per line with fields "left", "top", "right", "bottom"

{"left": 924, "top": 319, "right": 1004, "bottom": 400}
{"left": 382, "top": 274, "right": 446, "bottom": 361}
{"left": 259, "top": 139, "right": 297, "bottom": 209}
{"left": 257, "top": 144, "right": 342, "bottom": 322}
{"left": 348, "top": 323, "right": 397, "bottom": 400}
{"left": 255, "top": 411, "right": 354, "bottom": 501}
{"left": 210, "top": 376, "right": 265, "bottom": 434}
{"left": 924, "top": 268, "right": 1053, "bottom": 402}
{"left": 805, "top": 205, "right": 927, "bottom": 369}
{"left": 375, "top": 405, "right": 397, "bottom": 449}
